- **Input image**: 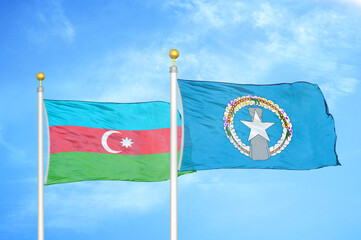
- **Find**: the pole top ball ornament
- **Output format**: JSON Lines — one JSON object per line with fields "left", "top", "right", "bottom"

{"left": 37, "top": 72, "right": 45, "bottom": 86}
{"left": 37, "top": 72, "right": 45, "bottom": 81}
{"left": 169, "top": 49, "right": 179, "bottom": 66}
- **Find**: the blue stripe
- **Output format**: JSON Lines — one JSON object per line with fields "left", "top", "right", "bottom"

{"left": 44, "top": 99, "right": 181, "bottom": 130}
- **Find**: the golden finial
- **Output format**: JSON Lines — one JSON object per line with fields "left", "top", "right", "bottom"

{"left": 36, "top": 72, "right": 45, "bottom": 87}
{"left": 169, "top": 49, "right": 179, "bottom": 66}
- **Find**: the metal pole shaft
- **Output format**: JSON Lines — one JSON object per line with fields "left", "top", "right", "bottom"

{"left": 170, "top": 65, "right": 178, "bottom": 240}
{"left": 37, "top": 86, "right": 44, "bottom": 240}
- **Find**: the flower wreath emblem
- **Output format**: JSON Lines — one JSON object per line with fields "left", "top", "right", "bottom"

{"left": 223, "top": 95, "right": 293, "bottom": 157}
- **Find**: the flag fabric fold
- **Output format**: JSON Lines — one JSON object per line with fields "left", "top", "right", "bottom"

{"left": 44, "top": 99, "right": 189, "bottom": 185}
{"left": 178, "top": 79, "right": 339, "bottom": 172}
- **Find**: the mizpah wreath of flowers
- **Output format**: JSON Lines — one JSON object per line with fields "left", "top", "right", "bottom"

{"left": 223, "top": 95, "right": 293, "bottom": 157}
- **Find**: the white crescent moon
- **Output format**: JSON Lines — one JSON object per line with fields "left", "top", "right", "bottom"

{"left": 101, "top": 130, "right": 122, "bottom": 153}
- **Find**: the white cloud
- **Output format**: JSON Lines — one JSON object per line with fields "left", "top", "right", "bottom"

{"left": 165, "top": 0, "right": 246, "bottom": 28}
{"left": 29, "top": 0, "right": 75, "bottom": 43}
{"left": 179, "top": 170, "right": 295, "bottom": 221}
{"left": 320, "top": 77, "right": 359, "bottom": 108}
{"left": 41, "top": 1, "right": 360, "bottom": 113}
{"left": 253, "top": 2, "right": 283, "bottom": 27}
{"left": 87, "top": 1, "right": 360, "bottom": 111}
{"left": 42, "top": 174, "right": 200, "bottom": 229}
{"left": 0, "top": 127, "right": 26, "bottom": 161}
{"left": 339, "top": 78, "right": 359, "bottom": 93}
{"left": 332, "top": 0, "right": 361, "bottom": 7}
{"left": 92, "top": 48, "right": 172, "bottom": 103}
{"left": 2, "top": 171, "right": 292, "bottom": 232}
{"left": 247, "top": 3, "right": 361, "bottom": 109}
{"left": 3, "top": 173, "right": 197, "bottom": 231}
{"left": 44, "top": 181, "right": 169, "bottom": 229}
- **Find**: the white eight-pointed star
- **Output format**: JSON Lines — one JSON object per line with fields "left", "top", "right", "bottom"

{"left": 240, "top": 111, "right": 275, "bottom": 142}
{"left": 121, "top": 137, "right": 134, "bottom": 148}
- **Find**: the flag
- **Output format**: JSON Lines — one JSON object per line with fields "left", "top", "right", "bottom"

{"left": 178, "top": 79, "right": 339, "bottom": 171}
{"left": 44, "top": 99, "right": 190, "bottom": 185}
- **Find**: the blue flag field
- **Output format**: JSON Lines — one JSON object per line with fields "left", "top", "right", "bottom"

{"left": 178, "top": 79, "right": 340, "bottom": 172}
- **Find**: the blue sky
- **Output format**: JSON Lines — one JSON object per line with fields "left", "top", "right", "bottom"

{"left": 1, "top": 0, "right": 361, "bottom": 239}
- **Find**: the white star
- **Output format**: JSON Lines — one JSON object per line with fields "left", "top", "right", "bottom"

{"left": 240, "top": 111, "right": 275, "bottom": 142}
{"left": 121, "top": 137, "right": 134, "bottom": 148}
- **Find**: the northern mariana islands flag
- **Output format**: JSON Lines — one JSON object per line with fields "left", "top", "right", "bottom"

{"left": 178, "top": 79, "right": 340, "bottom": 171}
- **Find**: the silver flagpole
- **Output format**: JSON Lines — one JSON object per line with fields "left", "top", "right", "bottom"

{"left": 169, "top": 49, "right": 179, "bottom": 240}
{"left": 37, "top": 72, "right": 45, "bottom": 240}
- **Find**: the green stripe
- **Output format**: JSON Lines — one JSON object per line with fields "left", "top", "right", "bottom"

{"left": 46, "top": 152, "right": 193, "bottom": 185}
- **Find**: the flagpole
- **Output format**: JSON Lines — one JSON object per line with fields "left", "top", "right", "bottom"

{"left": 37, "top": 72, "right": 45, "bottom": 240}
{"left": 169, "top": 49, "right": 179, "bottom": 240}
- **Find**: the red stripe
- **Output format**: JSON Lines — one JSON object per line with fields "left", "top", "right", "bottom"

{"left": 49, "top": 125, "right": 182, "bottom": 155}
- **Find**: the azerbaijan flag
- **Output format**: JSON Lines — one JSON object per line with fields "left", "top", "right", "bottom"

{"left": 44, "top": 99, "right": 189, "bottom": 185}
